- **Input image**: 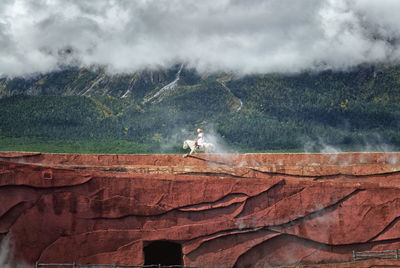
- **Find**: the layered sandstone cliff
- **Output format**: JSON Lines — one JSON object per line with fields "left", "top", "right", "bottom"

{"left": 1, "top": 152, "right": 400, "bottom": 267}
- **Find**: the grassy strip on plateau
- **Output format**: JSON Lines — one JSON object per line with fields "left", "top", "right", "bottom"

{"left": 0, "top": 137, "right": 152, "bottom": 154}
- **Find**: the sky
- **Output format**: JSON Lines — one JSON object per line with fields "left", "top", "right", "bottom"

{"left": 1, "top": 0, "right": 400, "bottom": 77}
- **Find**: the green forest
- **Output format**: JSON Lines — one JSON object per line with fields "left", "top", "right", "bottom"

{"left": 0, "top": 65, "right": 399, "bottom": 154}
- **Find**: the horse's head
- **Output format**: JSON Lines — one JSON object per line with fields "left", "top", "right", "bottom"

{"left": 183, "top": 140, "right": 188, "bottom": 149}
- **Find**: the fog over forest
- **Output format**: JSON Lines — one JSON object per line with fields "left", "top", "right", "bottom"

{"left": 1, "top": 0, "right": 400, "bottom": 77}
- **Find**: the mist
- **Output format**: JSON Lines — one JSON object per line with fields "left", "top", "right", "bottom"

{"left": 0, "top": 237, "right": 29, "bottom": 268}
{"left": 1, "top": 0, "right": 400, "bottom": 77}
{"left": 301, "top": 133, "right": 396, "bottom": 154}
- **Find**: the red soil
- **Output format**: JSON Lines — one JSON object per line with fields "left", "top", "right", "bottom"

{"left": 1, "top": 152, "right": 400, "bottom": 267}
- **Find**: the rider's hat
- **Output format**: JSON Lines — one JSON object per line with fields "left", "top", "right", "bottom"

{"left": 197, "top": 128, "right": 203, "bottom": 133}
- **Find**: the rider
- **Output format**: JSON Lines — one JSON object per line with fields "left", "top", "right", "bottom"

{"left": 194, "top": 128, "right": 204, "bottom": 149}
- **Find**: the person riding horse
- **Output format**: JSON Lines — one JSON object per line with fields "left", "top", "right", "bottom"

{"left": 194, "top": 128, "right": 204, "bottom": 149}
{"left": 183, "top": 128, "right": 214, "bottom": 156}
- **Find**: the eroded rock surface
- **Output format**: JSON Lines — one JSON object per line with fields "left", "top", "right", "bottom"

{"left": 1, "top": 152, "right": 400, "bottom": 267}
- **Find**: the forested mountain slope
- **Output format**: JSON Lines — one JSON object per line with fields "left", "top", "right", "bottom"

{"left": 0, "top": 65, "right": 399, "bottom": 153}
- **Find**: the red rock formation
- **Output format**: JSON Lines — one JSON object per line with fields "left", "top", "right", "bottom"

{"left": 1, "top": 152, "right": 400, "bottom": 267}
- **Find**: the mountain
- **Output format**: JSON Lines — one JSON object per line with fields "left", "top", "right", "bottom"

{"left": 0, "top": 65, "right": 399, "bottom": 153}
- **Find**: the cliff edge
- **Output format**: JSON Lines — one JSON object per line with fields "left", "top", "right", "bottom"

{"left": 1, "top": 152, "right": 400, "bottom": 267}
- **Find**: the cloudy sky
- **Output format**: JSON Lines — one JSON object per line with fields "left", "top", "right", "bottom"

{"left": 1, "top": 0, "right": 400, "bottom": 77}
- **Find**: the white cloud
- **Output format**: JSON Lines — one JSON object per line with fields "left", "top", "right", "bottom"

{"left": 1, "top": 0, "right": 400, "bottom": 77}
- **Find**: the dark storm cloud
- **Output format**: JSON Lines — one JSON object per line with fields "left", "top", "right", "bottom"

{"left": 1, "top": 0, "right": 400, "bottom": 76}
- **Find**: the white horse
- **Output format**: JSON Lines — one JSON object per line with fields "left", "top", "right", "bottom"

{"left": 183, "top": 140, "right": 214, "bottom": 156}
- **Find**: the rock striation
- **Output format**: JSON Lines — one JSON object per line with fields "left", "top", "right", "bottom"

{"left": 1, "top": 152, "right": 400, "bottom": 267}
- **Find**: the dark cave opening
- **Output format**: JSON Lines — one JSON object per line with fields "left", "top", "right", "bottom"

{"left": 144, "top": 241, "right": 183, "bottom": 266}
